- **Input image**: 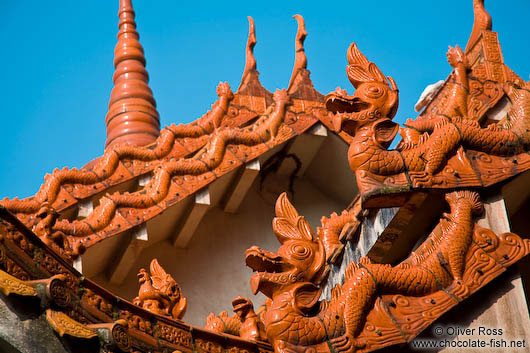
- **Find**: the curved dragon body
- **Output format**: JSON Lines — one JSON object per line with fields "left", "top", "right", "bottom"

{"left": 11, "top": 88, "right": 291, "bottom": 258}
{"left": 327, "top": 41, "right": 530, "bottom": 188}
{"left": 1, "top": 82, "right": 235, "bottom": 215}
{"left": 353, "top": 97, "right": 530, "bottom": 186}
{"left": 245, "top": 191, "right": 481, "bottom": 352}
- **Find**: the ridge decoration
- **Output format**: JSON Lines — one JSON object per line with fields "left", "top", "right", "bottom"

{"left": 0, "top": 209, "right": 274, "bottom": 353}
{"left": 133, "top": 259, "right": 187, "bottom": 320}
{"left": 1, "top": 85, "right": 328, "bottom": 259}
{"left": 326, "top": 40, "right": 530, "bottom": 207}
{"left": 0, "top": 10, "right": 329, "bottom": 261}
{"left": 46, "top": 309, "right": 99, "bottom": 338}
{"left": 205, "top": 297, "right": 267, "bottom": 342}
{"left": 1, "top": 1, "right": 529, "bottom": 353}
{"left": 0, "top": 268, "right": 38, "bottom": 297}
{"left": 105, "top": 0, "right": 161, "bottom": 148}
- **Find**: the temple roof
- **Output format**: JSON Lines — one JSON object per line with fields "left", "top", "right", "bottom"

{"left": 0, "top": 1, "right": 344, "bottom": 270}
{"left": 2, "top": 1, "right": 530, "bottom": 353}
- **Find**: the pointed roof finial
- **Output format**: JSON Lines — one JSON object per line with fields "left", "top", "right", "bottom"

{"left": 287, "top": 14, "right": 308, "bottom": 91}
{"left": 105, "top": 0, "right": 160, "bottom": 149}
{"left": 240, "top": 16, "right": 257, "bottom": 83}
{"left": 236, "top": 17, "right": 273, "bottom": 106}
{"left": 465, "top": 0, "right": 492, "bottom": 53}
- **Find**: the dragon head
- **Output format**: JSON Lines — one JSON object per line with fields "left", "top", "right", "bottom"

{"left": 137, "top": 268, "right": 150, "bottom": 285}
{"left": 326, "top": 43, "right": 399, "bottom": 137}
{"left": 246, "top": 193, "right": 326, "bottom": 299}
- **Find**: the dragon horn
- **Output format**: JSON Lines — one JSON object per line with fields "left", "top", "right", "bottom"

{"left": 386, "top": 76, "right": 399, "bottom": 119}
{"left": 346, "top": 42, "right": 387, "bottom": 88}
{"left": 387, "top": 76, "right": 398, "bottom": 92}
{"left": 275, "top": 192, "right": 300, "bottom": 221}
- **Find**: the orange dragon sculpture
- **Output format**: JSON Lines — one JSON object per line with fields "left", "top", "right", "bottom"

{"left": 133, "top": 259, "right": 187, "bottom": 320}
{"left": 240, "top": 191, "right": 526, "bottom": 352}
{"left": 326, "top": 42, "right": 530, "bottom": 189}
{"left": 205, "top": 297, "right": 267, "bottom": 342}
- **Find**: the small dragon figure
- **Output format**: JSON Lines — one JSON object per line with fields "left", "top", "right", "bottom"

{"left": 133, "top": 259, "right": 187, "bottom": 320}
{"left": 326, "top": 42, "right": 530, "bottom": 187}
{"left": 205, "top": 297, "right": 267, "bottom": 342}
{"left": 245, "top": 191, "right": 482, "bottom": 353}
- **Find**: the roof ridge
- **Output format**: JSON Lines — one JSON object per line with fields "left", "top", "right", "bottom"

{"left": 0, "top": 83, "right": 236, "bottom": 216}
{"left": 0, "top": 211, "right": 274, "bottom": 353}
{"left": 42, "top": 90, "right": 323, "bottom": 256}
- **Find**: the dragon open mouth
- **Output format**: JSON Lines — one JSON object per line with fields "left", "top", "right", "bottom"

{"left": 325, "top": 93, "right": 370, "bottom": 114}
{"left": 325, "top": 93, "right": 371, "bottom": 137}
{"left": 245, "top": 246, "right": 295, "bottom": 296}
{"left": 246, "top": 247, "right": 286, "bottom": 273}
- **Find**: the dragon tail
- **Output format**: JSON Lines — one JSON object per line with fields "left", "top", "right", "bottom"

{"left": 445, "top": 190, "right": 482, "bottom": 215}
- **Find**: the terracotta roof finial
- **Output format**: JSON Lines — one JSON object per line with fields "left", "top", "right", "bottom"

{"left": 105, "top": 0, "right": 160, "bottom": 149}
{"left": 236, "top": 17, "right": 272, "bottom": 101}
{"left": 465, "top": 0, "right": 492, "bottom": 53}
{"left": 240, "top": 16, "right": 257, "bottom": 83}
{"left": 287, "top": 14, "right": 308, "bottom": 91}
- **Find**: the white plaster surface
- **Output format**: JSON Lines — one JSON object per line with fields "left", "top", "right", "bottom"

{"left": 93, "top": 176, "right": 347, "bottom": 327}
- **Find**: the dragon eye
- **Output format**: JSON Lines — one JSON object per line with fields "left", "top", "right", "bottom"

{"left": 364, "top": 86, "right": 384, "bottom": 99}
{"left": 290, "top": 244, "right": 312, "bottom": 260}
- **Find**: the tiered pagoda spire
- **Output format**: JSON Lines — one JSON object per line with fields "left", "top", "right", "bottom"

{"left": 105, "top": 0, "right": 160, "bottom": 149}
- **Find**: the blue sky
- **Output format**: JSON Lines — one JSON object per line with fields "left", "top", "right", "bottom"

{"left": 1, "top": 1, "right": 529, "bottom": 199}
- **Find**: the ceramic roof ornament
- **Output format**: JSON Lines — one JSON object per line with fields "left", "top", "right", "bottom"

{"left": 105, "top": 0, "right": 160, "bottom": 149}
{"left": 287, "top": 15, "right": 308, "bottom": 92}
{"left": 238, "top": 191, "right": 530, "bottom": 352}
